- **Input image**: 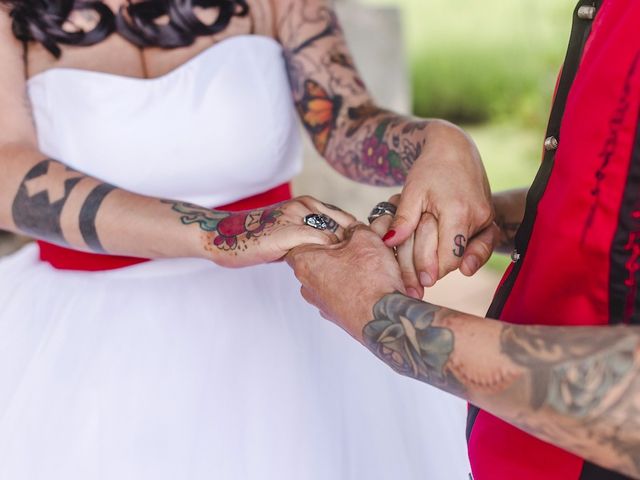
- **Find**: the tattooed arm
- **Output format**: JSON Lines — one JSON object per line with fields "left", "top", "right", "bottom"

{"left": 288, "top": 225, "right": 640, "bottom": 478}
{"left": 0, "top": 12, "right": 348, "bottom": 267}
{"left": 365, "top": 296, "right": 640, "bottom": 479}
{"left": 275, "top": 0, "right": 493, "bottom": 282}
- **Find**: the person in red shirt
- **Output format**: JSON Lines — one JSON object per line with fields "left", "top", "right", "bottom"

{"left": 288, "top": 0, "right": 640, "bottom": 478}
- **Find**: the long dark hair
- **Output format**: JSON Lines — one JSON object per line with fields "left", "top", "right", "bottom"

{"left": 3, "top": 0, "right": 249, "bottom": 58}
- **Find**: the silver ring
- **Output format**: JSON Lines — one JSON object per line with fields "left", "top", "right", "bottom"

{"left": 303, "top": 213, "right": 338, "bottom": 232}
{"left": 368, "top": 202, "right": 397, "bottom": 224}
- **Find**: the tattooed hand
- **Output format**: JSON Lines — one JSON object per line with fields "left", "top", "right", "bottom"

{"left": 370, "top": 193, "right": 500, "bottom": 298}
{"left": 383, "top": 122, "right": 493, "bottom": 285}
{"left": 166, "top": 196, "right": 357, "bottom": 268}
{"left": 286, "top": 224, "right": 404, "bottom": 338}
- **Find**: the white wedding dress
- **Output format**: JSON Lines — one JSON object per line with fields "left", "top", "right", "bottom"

{"left": 0, "top": 35, "right": 470, "bottom": 479}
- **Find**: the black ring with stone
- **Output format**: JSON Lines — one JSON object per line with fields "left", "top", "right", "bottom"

{"left": 368, "top": 202, "right": 398, "bottom": 224}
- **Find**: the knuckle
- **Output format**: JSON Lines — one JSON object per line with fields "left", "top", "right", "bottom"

{"left": 445, "top": 200, "right": 469, "bottom": 218}
{"left": 400, "top": 270, "right": 418, "bottom": 284}
{"left": 392, "top": 213, "right": 411, "bottom": 226}
{"left": 297, "top": 195, "right": 316, "bottom": 206}
{"left": 475, "top": 204, "right": 494, "bottom": 225}
{"left": 473, "top": 240, "right": 494, "bottom": 260}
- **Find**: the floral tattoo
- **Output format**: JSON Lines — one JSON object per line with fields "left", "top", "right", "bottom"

{"left": 280, "top": 0, "right": 430, "bottom": 187}
{"left": 164, "top": 201, "right": 282, "bottom": 251}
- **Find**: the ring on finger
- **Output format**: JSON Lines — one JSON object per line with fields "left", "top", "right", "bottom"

{"left": 303, "top": 213, "right": 338, "bottom": 232}
{"left": 368, "top": 201, "right": 397, "bottom": 224}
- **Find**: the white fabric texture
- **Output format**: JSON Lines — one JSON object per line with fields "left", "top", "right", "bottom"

{"left": 0, "top": 35, "right": 471, "bottom": 479}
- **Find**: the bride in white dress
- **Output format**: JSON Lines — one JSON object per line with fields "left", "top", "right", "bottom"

{"left": 0, "top": 0, "right": 492, "bottom": 478}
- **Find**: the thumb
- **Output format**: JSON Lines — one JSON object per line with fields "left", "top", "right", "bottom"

{"left": 384, "top": 190, "right": 423, "bottom": 247}
{"left": 459, "top": 223, "right": 500, "bottom": 277}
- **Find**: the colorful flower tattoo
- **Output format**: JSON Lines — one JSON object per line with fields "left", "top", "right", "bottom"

{"left": 360, "top": 121, "right": 407, "bottom": 183}
{"left": 164, "top": 201, "right": 282, "bottom": 251}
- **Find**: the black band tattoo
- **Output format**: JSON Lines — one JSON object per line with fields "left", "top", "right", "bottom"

{"left": 12, "top": 160, "right": 84, "bottom": 244}
{"left": 453, "top": 234, "right": 467, "bottom": 257}
{"left": 79, "top": 183, "right": 116, "bottom": 253}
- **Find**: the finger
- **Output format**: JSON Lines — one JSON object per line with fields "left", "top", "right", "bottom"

{"left": 370, "top": 213, "right": 393, "bottom": 238}
{"left": 396, "top": 234, "right": 423, "bottom": 299}
{"left": 275, "top": 226, "right": 339, "bottom": 263}
{"left": 437, "top": 212, "right": 471, "bottom": 279}
{"left": 285, "top": 242, "right": 321, "bottom": 269}
{"left": 286, "top": 201, "right": 346, "bottom": 241}
{"left": 460, "top": 223, "right": 500, "bottom": 277}
{"left": 384, "top": 187, "right": 423, "bottom": 247}
{"left": 318, "top": 201, "right": 359, "bottom": 227}
{"left": 413, "top": 213, "right": 439, "bottom": 288}
{"left": 369, "top": 194, "right": 400, "bottom": 237}
{"left": 297, "top": 196, "right": 356, "bottom": 239}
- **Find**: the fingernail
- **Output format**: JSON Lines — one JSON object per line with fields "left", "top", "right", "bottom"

{"left": 464, "top": 256, "right": 479, "bottom": 274}
{"left": 383, "top": 230, "right": 396, "bottom": 242}
{"left": 407, "top": 287, "right": 420, "bottom": 299}
{"left": 419, "top": 271, "right": 434, "bottom": 287}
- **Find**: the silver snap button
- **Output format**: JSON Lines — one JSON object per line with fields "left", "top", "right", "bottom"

{"left": 577, "top": 5, "right": 596, "bottom": 20}
{"left": 544, "top": 136, "right": 559, "bottom": 151}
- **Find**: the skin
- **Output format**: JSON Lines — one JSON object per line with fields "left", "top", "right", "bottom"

{"left": 287, "top": 225, "right": 640, "bottom": 479}
{"left": 277, "top": 0, "right": 494, "bottom": 287}
{"left": 0, "top": 0, "right": 492, "bottom": 278}
{"left": 369, "top": 188, "right": 527, "bottom": 298}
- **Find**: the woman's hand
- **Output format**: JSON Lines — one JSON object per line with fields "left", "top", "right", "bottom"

{"left": 378, "top": 121, "right": 493, "bottom": 293}
{"left": 165, "top": 196, "right": 357, "bottom": 268}
{"left": 371, "top": 190, "right": 498, "bottom": 299}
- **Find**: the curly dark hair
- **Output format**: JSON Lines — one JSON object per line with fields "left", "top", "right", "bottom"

{"left": 2, "top": 0, "right": 249, "bottom": 57}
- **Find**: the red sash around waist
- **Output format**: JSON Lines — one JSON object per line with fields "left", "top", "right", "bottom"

{"left": 38, "top": 183, "right": 293, "bottom": 271}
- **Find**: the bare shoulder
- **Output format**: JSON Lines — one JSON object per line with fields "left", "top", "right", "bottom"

{"left": 0, "top": 7, "right": 38, "bottom": 146}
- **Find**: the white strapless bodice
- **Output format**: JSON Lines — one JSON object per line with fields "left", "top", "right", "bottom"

{"left": 27, "top": 35, "right": 302, "bottom": 207}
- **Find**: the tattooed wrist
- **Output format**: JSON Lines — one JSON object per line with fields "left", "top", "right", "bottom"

{"left": 163, "top": 201, "right": 282, "bottom": 259}
{"left": 363, "top": 292, "right": 465, "bottom": 394}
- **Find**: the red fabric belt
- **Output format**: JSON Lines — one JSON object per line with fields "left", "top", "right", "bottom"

{"left": 38, "top": 183, "right": 293, "bottom": 271}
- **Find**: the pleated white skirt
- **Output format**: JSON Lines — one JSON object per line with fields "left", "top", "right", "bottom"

{"left": 0, "top": 244, "right": 470, "bottom": 479}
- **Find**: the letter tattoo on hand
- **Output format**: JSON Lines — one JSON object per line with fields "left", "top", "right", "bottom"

{"left": 453, "top": 234, "right": 467, "bottom": 258}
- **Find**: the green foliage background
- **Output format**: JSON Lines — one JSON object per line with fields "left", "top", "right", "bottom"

{"left": 362, "top": 0, "right": 575, "bottom": 126}
{"left": 360, "top": 0, "right": 576, "bottom": 270}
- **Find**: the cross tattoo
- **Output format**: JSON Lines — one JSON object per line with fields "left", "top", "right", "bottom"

{"left": 24, "top": 163, "right": 84, "bottom": 203}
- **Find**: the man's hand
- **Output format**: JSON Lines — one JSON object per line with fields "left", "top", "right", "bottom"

{"left": 286, "top": 225, "right": 405, "bottom": 340}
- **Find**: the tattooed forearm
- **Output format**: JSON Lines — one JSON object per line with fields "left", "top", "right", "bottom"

{"left": 362, "top": 292, "right": 640, "bottom": 477}
{"left": 363, "top": 293, "right": 464, "bottom": 395}
{"left": 12, "top": 159, "right": 84, "bottom": 244}
{"left": 501, "top": 325, "right": 637, "bottom": 417}
{"left": 163, "top": 201, "right": 282, "bottom": 252}
{"left": 79, "top": 183, "right": 116, "bottom": 252}
{"left": 10, "top": 159, "right": 119, "bottom": 253}
{"left": 279, "top": 0, "right": 429, "bottom": 186}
